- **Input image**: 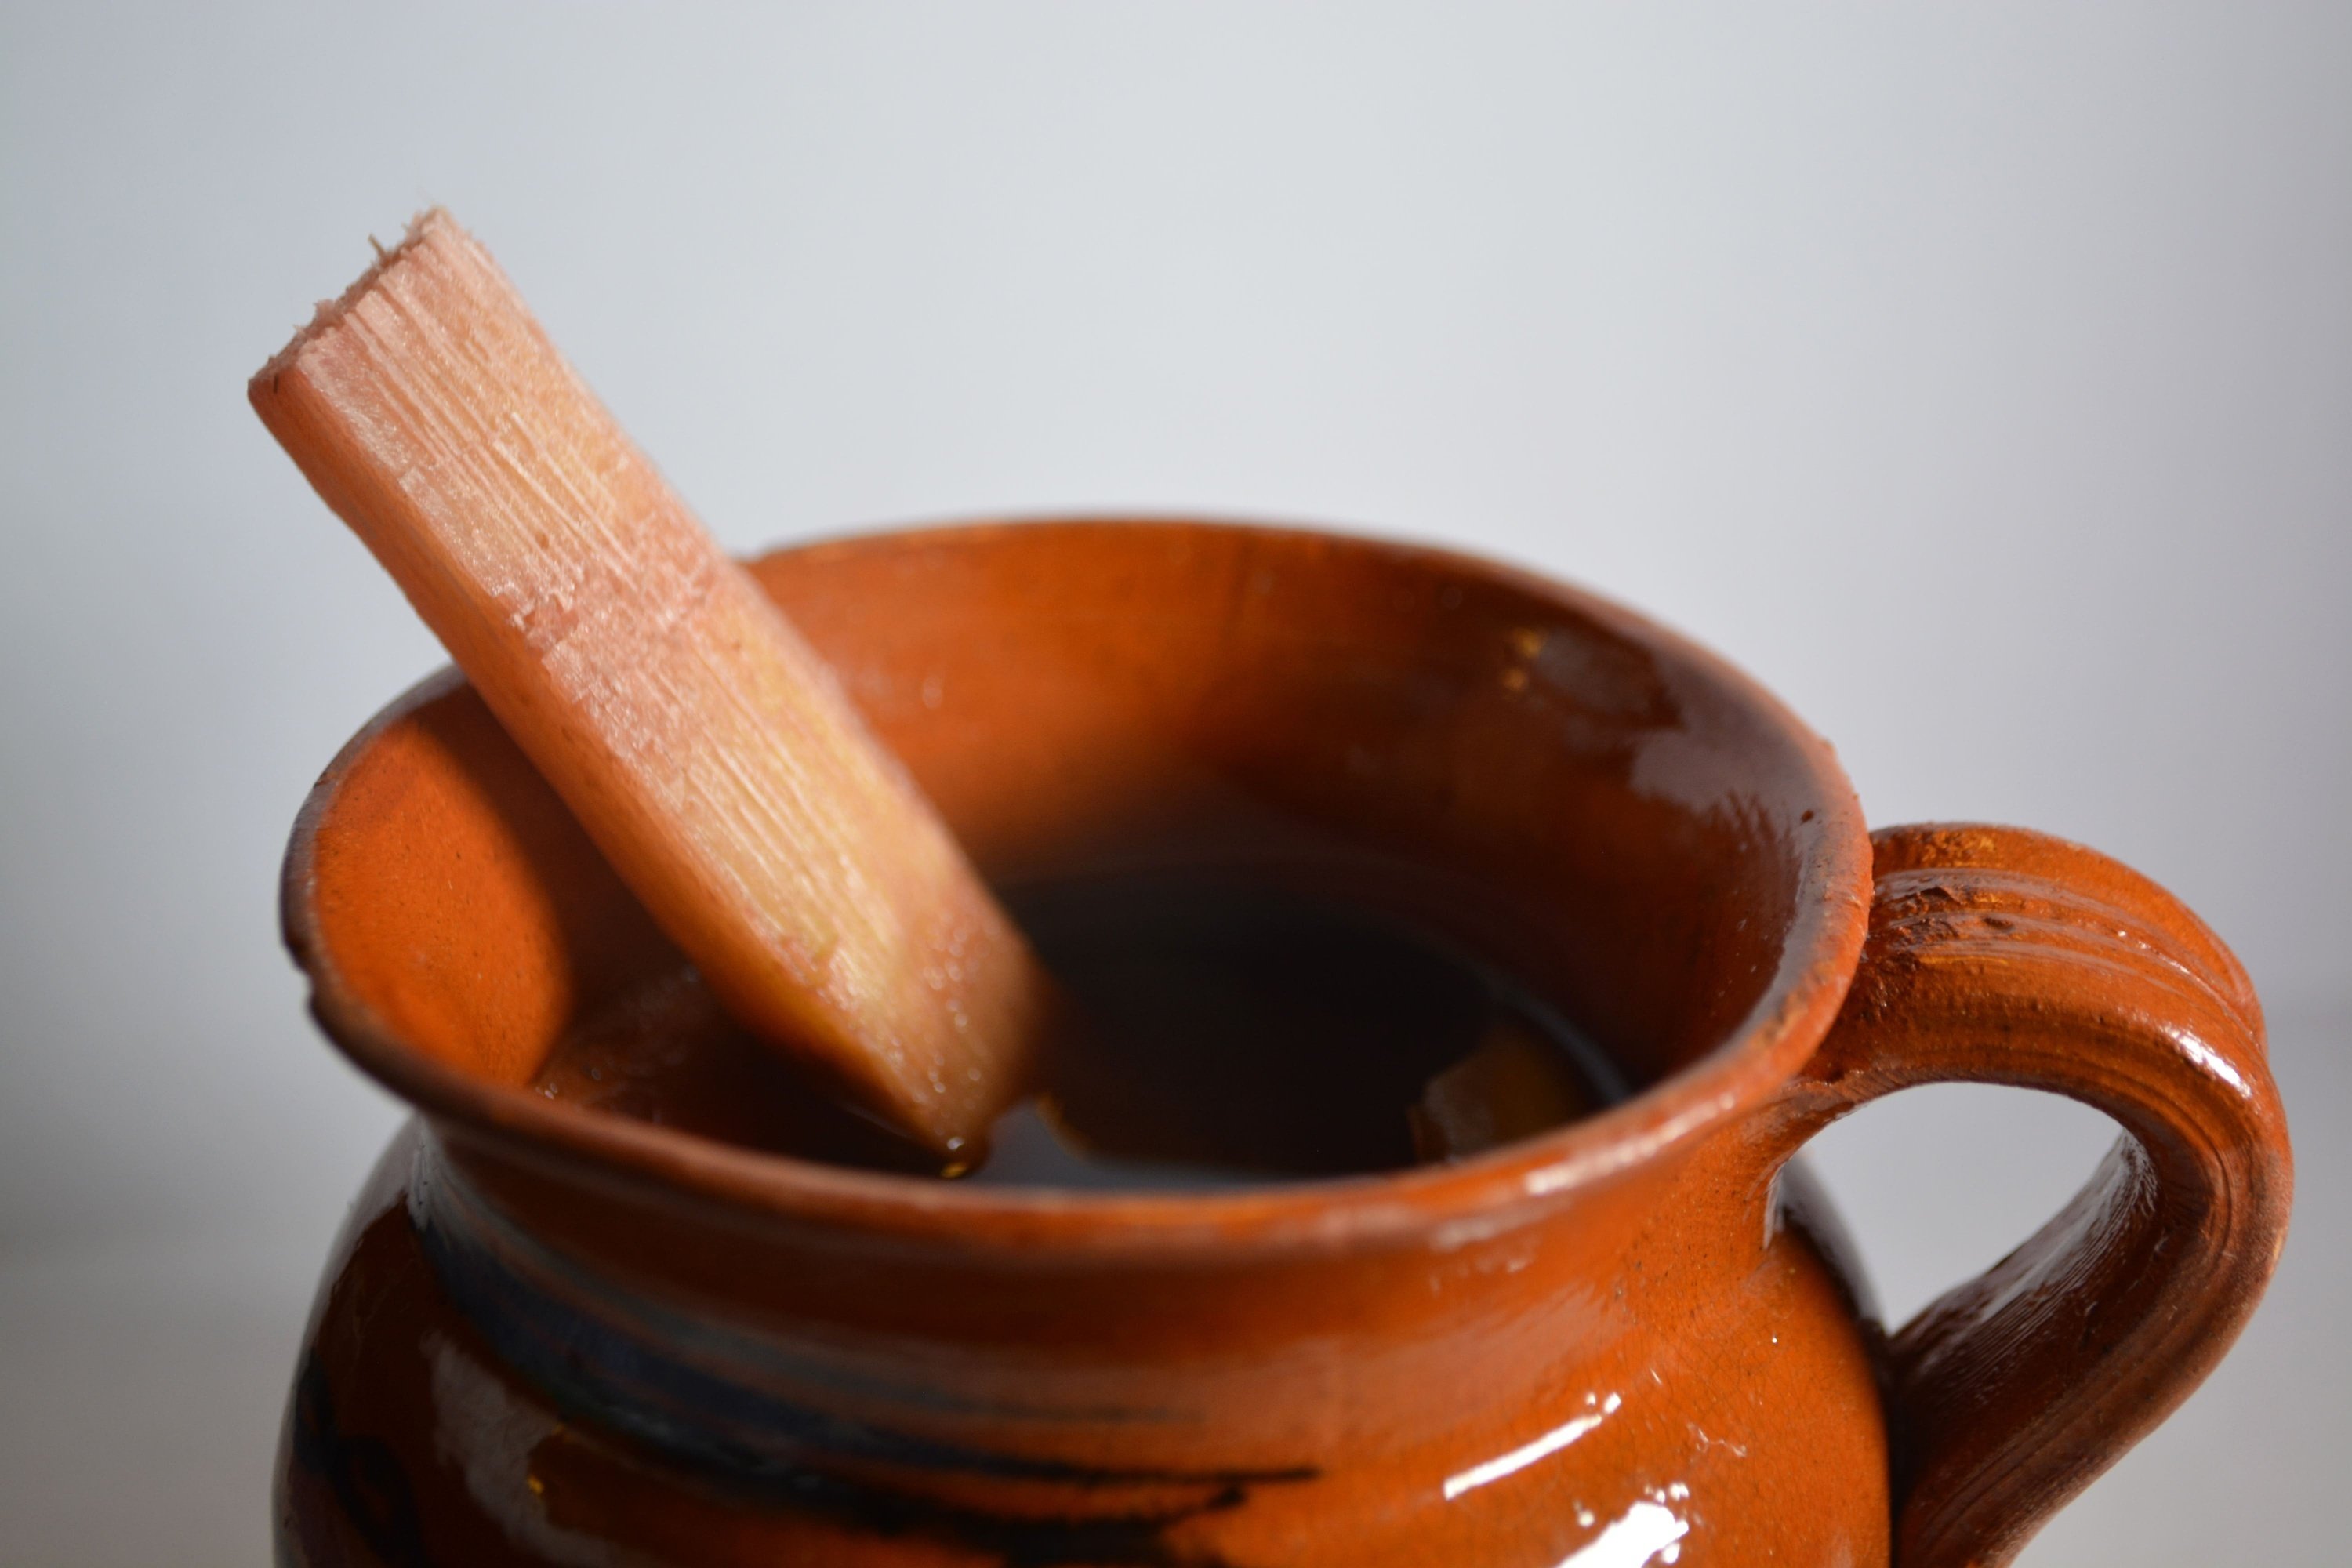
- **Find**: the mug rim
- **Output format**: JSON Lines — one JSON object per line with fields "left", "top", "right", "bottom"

{"left": 284, "top": 517, "right": 1874, "bottom": 1255}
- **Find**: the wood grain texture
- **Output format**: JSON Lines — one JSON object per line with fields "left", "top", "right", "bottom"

{"left": 252, "top": 211, "right": 1052, "bottom": 1150}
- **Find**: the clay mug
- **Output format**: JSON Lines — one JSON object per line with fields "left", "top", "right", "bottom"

{"left": 277, "top": 521, "right": 2289, "bottom": 1567}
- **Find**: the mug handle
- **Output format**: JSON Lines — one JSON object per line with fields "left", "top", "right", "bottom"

{"left": 1767, "top": 823, "right": 2292, "bottom": 1568}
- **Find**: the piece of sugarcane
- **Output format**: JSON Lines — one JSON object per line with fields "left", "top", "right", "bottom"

{"left": 252, "top": 209, "right": 1054, "bottom": 1153}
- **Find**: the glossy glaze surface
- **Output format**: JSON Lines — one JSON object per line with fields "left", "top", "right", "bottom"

{"left": 278, "top": 521, "right": 2288, "bottom": 1566}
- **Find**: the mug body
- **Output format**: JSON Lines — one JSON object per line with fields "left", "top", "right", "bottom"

{"left": 279, "top": 521, "right": 1881, "bottom": 1566}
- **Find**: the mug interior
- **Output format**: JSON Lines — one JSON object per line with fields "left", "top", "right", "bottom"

{"left": 287, "top": 521, "right": 1870, "bottom": 1225}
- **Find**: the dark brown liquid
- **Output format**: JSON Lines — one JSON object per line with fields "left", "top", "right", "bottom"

{"left": 532, "top": 879, "right": 1617, "bottom": 1189}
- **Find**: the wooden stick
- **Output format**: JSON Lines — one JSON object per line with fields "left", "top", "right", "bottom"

{"left": 253, "top": 209, "right": 1051, "bottom": 1152}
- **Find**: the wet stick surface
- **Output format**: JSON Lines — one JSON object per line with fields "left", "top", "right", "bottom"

{"left": 251, "top": 210, "right": 1054, "bottom": 1151}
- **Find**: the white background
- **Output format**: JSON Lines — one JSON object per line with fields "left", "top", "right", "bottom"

{"left": 2, "top": 3, "right": 2346, "bottom": 1563}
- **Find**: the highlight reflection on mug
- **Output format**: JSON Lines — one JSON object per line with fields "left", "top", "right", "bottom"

{"left": 1443, "top": 1390, "right": 1623, "bottom": 1500}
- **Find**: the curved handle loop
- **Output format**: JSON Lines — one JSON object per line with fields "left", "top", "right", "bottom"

{"left": 1774, "top": 824, "right": 2291, "bottom": 1568}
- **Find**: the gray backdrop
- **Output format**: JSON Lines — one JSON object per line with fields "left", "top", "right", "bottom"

{"left": 2, "top": 3, "right": 2345, "bottom": 1563}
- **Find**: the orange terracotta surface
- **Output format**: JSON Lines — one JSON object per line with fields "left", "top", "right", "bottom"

{"left": 277, "top": 521, "right": 2289, "bottom": 1566}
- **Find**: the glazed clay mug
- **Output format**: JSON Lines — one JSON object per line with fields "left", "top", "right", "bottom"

{"left": 278, "top": 521, "right": 2289, "bottom": 1567}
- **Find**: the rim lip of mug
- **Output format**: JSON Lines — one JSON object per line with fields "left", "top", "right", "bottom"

{"left": 282, "top": 517, "right": 1875, "bottom": 1258}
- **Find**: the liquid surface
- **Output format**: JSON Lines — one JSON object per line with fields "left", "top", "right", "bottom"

{"left": 533, "top": 880, "right": 1616, "bottom": 1189}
